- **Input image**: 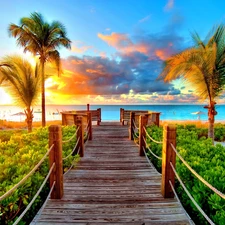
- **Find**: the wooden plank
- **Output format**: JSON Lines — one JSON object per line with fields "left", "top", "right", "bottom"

{"left": 32, "top": 122, "right": 192, "bottom": 225}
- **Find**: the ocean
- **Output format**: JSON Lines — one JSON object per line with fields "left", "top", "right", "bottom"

{"left": 0, "top": 104, "right": 225, "bottom": 122}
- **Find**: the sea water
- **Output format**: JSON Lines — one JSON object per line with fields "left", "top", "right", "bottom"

{"left": 0, "top": 104, "right": 225, "bottom": 122}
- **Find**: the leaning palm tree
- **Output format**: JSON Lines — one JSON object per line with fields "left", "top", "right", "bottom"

{"left": 8, "top": 12, "right": 71, "bottom": 126}
{"left": 159, "top": 24, "right": 225, "bottom": 142}
{"left": 0, "top": 55, "right": 41, "bottom": 132}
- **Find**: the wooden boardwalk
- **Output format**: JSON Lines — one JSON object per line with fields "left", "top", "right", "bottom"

{"left": 32, "top": 122, "right": 192, "bottom": 224}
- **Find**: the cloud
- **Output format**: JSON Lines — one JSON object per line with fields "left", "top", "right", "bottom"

{"left": 139, "top": 15, "right": 151, "bottom": 23}
{"left": 98, "top": 29, "right": 184, "bottom": 61}
{"left": 45, "top": 14, "right": 190, "bottom": 104}
{"left": 164, "top": 0, "right": 174, "bottom": 11}
{"left": 71, "top": 41, "right": 93, "bottom": 54}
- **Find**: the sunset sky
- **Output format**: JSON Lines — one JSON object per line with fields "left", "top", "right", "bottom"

{"left": 1, "top": 0, "right": 225, "bottom": 105}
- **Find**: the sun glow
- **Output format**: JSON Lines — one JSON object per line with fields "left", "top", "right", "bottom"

{"left": 24, "top": 52, "right": 38, "bottom": 67}
{"left": 0, "top": 88, "right": 13, "bottom": 104}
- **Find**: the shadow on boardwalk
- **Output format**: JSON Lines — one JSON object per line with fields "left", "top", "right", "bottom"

{"left": 32, "top": 122, "right": 192, "bottom": 224}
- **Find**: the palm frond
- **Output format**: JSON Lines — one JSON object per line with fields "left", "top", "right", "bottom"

{"left": 0, "top": 55, "right": 41, "bottom": 108}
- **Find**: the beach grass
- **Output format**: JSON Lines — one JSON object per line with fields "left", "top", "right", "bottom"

{"left": 160, "top": 119, "right": 209, "bottom": 128}
{"left": 0, "top": 119, "right": 61, "bottom": 129}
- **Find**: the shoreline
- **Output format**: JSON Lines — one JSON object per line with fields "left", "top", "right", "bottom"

{"left": 1, "top": 119, "right": 225, "bottom": 130}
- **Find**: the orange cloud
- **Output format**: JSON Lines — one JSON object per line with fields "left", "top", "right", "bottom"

{"left": 155, "top": 49, "right": 171, "bottom": 60}
{"left": 71, "top": 41, "right": 93, "bottom": 53}
{"left": 98, "top": 32, "right": 149, "bottom": 55}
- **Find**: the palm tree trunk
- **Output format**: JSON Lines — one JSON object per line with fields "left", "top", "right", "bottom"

{"left": 206, "top": 102, "right": 217, "bottom": 144}
{"left": 208, "top": 115, "right": 214, "bottom": 142}
{"left": 25, "top": 108, "right": 33, "bottom": 132}
{"left": 41, "top": 61, "right": 46, "bottom": 127}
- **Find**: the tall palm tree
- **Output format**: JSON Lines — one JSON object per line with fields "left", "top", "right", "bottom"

{"left": 8, "top": 12, "right": 71, "bottom": 126}
{"left": 0, "top": 55, "right": 41, "bottom": 132}
{"left": 159, "top": 24, "right": 225, "bottom": 142}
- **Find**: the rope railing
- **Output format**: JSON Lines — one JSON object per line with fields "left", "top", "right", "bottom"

{"left": 12, "top": 163, "right": 56, "bottom": 225}
{"left": 84, "top": 132, "right": 90, "bottom": 145}
{"left": 62, "top": 136, "right": 80, "bottom": 161}
{"left": 63, "top": 158, "right": 78, "bottom": 176}
{"left": 133, "top": 119, "right": 139, "bottom": 130}
{"left": 144, "top": 127, "right": 163, "bottom": 144}
{"left": 32, "top": 181, "right": 56, "bottom": 225}
{"left": 62, "top": 126, "right": 79, "bottom": 143}
{"left": 170, "top": 143, "right": 225, "bottom": 200}
{"left": 143, "top": 138, "right": 162, "bottom": 160}
{"left": 0, "top": 144, "right": 54, "bottom": 201}
{"left": 169, "top": 163, "right": 215, "bottom": 225}
{"left": 84, "top": 123, "right": 89, "bottom": 132}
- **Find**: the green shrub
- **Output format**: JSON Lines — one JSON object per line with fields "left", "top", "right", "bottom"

{"left": 0, "top": 126, "right": 79, "bottom": 225}
{"left": 146, "top": 124, "right": 225, "bottom": 225}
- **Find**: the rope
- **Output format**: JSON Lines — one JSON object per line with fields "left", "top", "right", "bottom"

{"left": 12, "top": 163, "right": 56, "bottom": 225}
{"left": 134, "top": 138, "right": 139, "bottom": 147}
{"left": 169, "top": 181, "right": 195, "bottom": 225}
{"left": 84, "top": 132, "right": 90, "bottom": 145}
{"left": 142, "top": 146, "right": 161, "bottom": 175}
{"left": 63, "top": 159, "right": 77, "bottom": 176}
{"left": 77, "top": 146, "right": 81, "bottom": 155}
{"left": 170, "top": 143, "right": 225, "bottom": 200}
{"left": 144, "top": 127, "right": 163, "bottom": 144}
{"left": 62, "top": 137, "right": 80, "bottom": 161}
{"left": 133, "top": 119, "right": 139, "bottom": 130}
{"left": 133, "top": 132, "right": 139, "bottom": 138}
{"left": 0, "top": 144, "right": 54, "bottom": 201}
{"left": 32, "top": 181, "right": 56, "bottom": 224}
{"left": 62, "top": 127, "right": 79, "bottom": 143}
{"left": 84, "top": 123, "right": 89, "bottom": 132}
{"left": 143, "top": 138, "right": 162, "bottom": 160}
{"left": 170, "top": 162, "right": 215, "bottom": 225}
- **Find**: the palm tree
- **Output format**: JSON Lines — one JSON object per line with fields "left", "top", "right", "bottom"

{"left": 8, "top": 12, "right": 71, "bottom": 126}
{"left": 0, "top": 55, "right": 41, "bottom": 132}
{"left": 159, "top": 24, "right": 225, "bottom": 142}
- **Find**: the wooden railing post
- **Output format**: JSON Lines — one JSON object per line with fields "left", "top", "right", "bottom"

{"left": 155, "top": 113, "right": 160, "bottom": 126}
{"left": 129, "top": 112, "right": 135, "bottom": 140}
{"left": 62, "top": 113, "right": 66, "bottom": 125}
{"left": 161, "top": 124, "right": 176, "bottom": 198}
{"left": 87, "top": 104, "right": 90, "bottom": 111}
{"left": 97, "top": 108, "right": 101, "bottom": 125}
{"left": 87, "top": 112, "right": 92, "bottom": 140}
{"left": 139, "top": 115, "right": 148, "bottom": 156}
{"left": 120, "top": 108, "right": 124, "bottom": 125}
{"left": 49, "top": 125, "right": 63, "bottom": 199}
{"left": 76, "top": 116, "right": 84, "bottom": 157}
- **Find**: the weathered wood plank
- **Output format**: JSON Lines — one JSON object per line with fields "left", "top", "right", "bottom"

{"left": 32, "top": 122, "right": 192, "bottom": 224}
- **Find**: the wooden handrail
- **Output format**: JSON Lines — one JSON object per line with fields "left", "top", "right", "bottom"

{"left": 120, "top": 108, "right": 160, "bottom": 126}
{"left": 137, "top": 118, "right": 176, "bottom": 199}
{"left": 61, "top": 108, "right": 101, "bottom": 126}
{"left": 48, "top": 125, "right": 63, "bottom": 199}
{"left": 75, "top": 116, "right": 84, "bottom": 157}
{"left": 139, "top": 115, "right": 148, "bottom": 156}
{"left": 161, "top": 124, "right": 176, "bottom": 198}
{"left": 48, "top": 116, "right": 90, "bottom": 199}
{"left": 129, "top": 112, "right": 135, "bottom": 140}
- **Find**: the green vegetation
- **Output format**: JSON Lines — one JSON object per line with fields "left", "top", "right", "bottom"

{"left": 146, "top": 124, "right": 225, "bottom": 225}
{"left": 159, "top": 24, "right": 225, "bottom": 142}
{"left": 0, "top": 126, "right": 79, "bottom": 225}
{"left": 9, "top": 12, "right": 71, "bottom": 127}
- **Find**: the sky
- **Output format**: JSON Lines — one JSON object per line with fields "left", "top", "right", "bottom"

{"left": 1, "top": 0, "right": 225, "bottom": 105}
